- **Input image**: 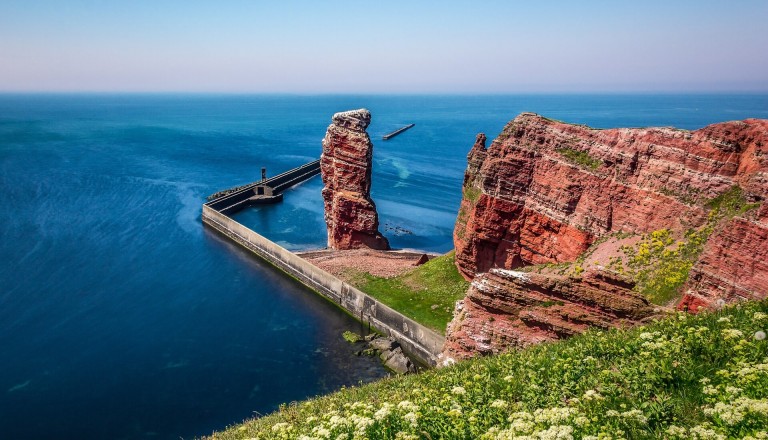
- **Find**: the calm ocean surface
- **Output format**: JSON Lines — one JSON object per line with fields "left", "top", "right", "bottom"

{"left": 1, "top": 94, "right": 766, "bottom": 439}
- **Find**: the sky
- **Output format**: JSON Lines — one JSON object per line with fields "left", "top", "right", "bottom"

{"left": 1, "top": 0, "right": 766, "bottom": 93}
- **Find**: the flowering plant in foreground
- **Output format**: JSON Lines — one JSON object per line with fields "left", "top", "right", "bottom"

{"left": 213, "top": 301, "right": 768, "bottom": 440}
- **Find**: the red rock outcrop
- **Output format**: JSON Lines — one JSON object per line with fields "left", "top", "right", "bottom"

{"left": 440, "top": 269, "right": 659, "bottom": 363}
{"left": 681, "top": 203, "right": 768, "bottom": 312}
{"left": 321, "top": 109, "right": 389, "bottom": 250}
{"left": 444, "top": 113, "right": 768, "bottom": 361}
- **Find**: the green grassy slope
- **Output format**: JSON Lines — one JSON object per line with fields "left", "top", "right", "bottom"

{"left": 346, "top": 252, "right": 469, "bottom": 333}
{"left": 207, "top": 301, "right": 768, "bottom": 440}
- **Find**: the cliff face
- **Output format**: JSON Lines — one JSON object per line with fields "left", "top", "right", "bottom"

{"left": 443, "top": 113, "right": 768, "bottom": 362}
{"left": 321, "top": 109, "right": 390, "bottom": 250}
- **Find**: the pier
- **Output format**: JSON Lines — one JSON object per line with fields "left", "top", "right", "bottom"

{"left": 382, "top": 123, "right": 415, "bottom": 140}
{"left": 206, "top": 159, "right": 321, "bottom": 215}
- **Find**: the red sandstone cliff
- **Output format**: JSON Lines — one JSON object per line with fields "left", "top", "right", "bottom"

{"left": 442, "top": 114, "right": 768, "bottom": 363}
{"left": 321, "top": 109, "right": 389, "bottom": 250}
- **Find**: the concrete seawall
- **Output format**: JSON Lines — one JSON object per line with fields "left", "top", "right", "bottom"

{"left": 201, "top": 205, "right": 445, "bottom": 366}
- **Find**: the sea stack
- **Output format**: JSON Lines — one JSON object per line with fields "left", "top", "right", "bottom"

{"left": 320, "top": 109, "right": 390, "bottom": 250}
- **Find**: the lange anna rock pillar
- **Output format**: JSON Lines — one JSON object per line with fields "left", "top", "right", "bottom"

{"left": 320, "top": 109, "right": 390, "bottom": 250}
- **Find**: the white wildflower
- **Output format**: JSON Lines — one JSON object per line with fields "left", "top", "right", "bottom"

{"left": 531, "top": 424, "right": 574, "bottom": 440}
{"left": 582, "top": 389, "right": 603, "bottom": 401}
{"left": 666, "top": 425, "right": 687, "bottom": 437}
{"left": 311, "top": 426, "right": 331, "bottom": 439}
{"left": 621, "top": 409, "right": 648, "bottom": 423}
{"left": 374, "top": 403, "right": 392, "bottom": 421}
{"left": 533, "top": 406, "right": 575, "bottom": 424}
{"left": 403, "top": 411, "right": 418, "bottom": 427}
{"left": 689, "top": 423, "right": 726, "bottom": 440}
{"left": 703, "top": 385, "right": 719, "bottom": 395}
{"left": 717, "top": 316, "right": 731, "bottom": 323}
{"left": 755, "top": 330, "right": 767, "bottom": 341}
{"left": 271, "top": 422, "right": 293, "bottom": 433}
{"left": 722, "top": 328, "right": 744, "bottom": 340}
{"left": 451, "top": 386, "right": 466, "bottom": 395}
{"left": 397, "top": 400, "right": 418, "bottom": 412}
{"left": 490, "top": 399, "right": 508, "bottom": 409}
{"left": 725, "top": 386, "right": 742, "bottom": 395}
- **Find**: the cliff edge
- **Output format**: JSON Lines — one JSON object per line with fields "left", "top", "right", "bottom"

{"left": 321, "top": 109, "right": 390, "bottom": 250}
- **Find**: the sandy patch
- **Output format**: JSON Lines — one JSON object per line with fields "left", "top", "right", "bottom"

{"left": 297, "top": 249, "right": 436, "bottom": 280}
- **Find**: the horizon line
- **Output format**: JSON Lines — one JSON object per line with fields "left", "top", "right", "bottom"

{"left": 2, "top": 90, "right": 768, "bottom": 96}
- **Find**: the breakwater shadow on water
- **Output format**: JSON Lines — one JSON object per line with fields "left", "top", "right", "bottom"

{"left": 202, "top": 227, "right": 374, "bottom": 338}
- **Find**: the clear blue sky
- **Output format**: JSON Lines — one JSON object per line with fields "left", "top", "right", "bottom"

{"left": 1, "top": 0, "right": 766, "bottom": 93}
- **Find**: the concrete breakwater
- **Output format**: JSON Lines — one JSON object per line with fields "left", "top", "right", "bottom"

{"left": 201, "top": 204, "right": 445, "bottom": 366}
{"left": 207, "top": 160, "right": 321, "bottom": 214}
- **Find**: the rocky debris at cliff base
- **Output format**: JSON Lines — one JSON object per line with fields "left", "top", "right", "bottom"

{"left": 355, "top": 336, "right": 417, "bottom": 374}
{"left": 413, "top": 254, "right": 430, "bottom": 266}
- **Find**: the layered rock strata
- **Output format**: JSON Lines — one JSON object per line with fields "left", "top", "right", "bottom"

{"left": 440, "top": 269, "right": 658, "bottom": 362}
{"left": 321, "top": 109, "right": 389, "bottom": 250}
{"left": 443, "top": 114, "right": 767, "bottom": 362}
{"left": 681, "top": 203, "right": 768, "bottom": 311}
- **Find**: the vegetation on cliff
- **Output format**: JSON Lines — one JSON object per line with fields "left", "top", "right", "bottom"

{"left": 207, "top": 300, "right": 768, "bottom": 440}
{"left": 555, "top": 146, "right": 602, "bottom": 170}
{"left": 347, "top": 252, "right": 469, "bottom": 333}
{"left": 542, "top": 185, "right": 764, "bottom": 306}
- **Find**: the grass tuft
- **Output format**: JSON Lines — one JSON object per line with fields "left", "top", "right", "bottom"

{"left": 556, "top": 146, "right": 602, "bottom": 170}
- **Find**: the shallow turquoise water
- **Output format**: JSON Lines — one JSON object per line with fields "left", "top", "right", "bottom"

{"left": 1, "top": 94, "right": 766, "bottom": 439}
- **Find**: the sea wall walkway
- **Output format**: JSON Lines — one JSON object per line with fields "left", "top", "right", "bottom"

{"left": 202, "top": 165, "right": 445, "bottom": 367}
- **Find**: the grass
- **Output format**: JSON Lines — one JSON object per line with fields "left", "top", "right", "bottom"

{"left": 206, "top": 300, "right": 768, "bottom": 440}
{"left": 347, "top": 252, "right": 470, "bottom": 334}
{"left": 556, "top": 146, "right": 602, "bottom": 170}
{"left": 463, "top": 186, "right": 481, "bottom": 203}
{"left": 706, "top": 185, "right": 761, "bottom": 217}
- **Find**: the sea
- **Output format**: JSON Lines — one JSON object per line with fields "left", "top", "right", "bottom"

{"left": 1, "top": 94, "right": 766, "bottom": 439}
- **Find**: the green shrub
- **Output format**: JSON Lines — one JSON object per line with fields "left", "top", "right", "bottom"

{"left": 556, "top": 147, "right": 602, "bottom": 170}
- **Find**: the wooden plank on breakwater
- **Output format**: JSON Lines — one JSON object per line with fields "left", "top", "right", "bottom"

{"left": 382, "top": 123, "right": 415, "bottom": 140}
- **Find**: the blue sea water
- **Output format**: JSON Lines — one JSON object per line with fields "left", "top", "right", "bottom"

{"left": 1, "top": 94, "right": 766, "bottom": 439}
